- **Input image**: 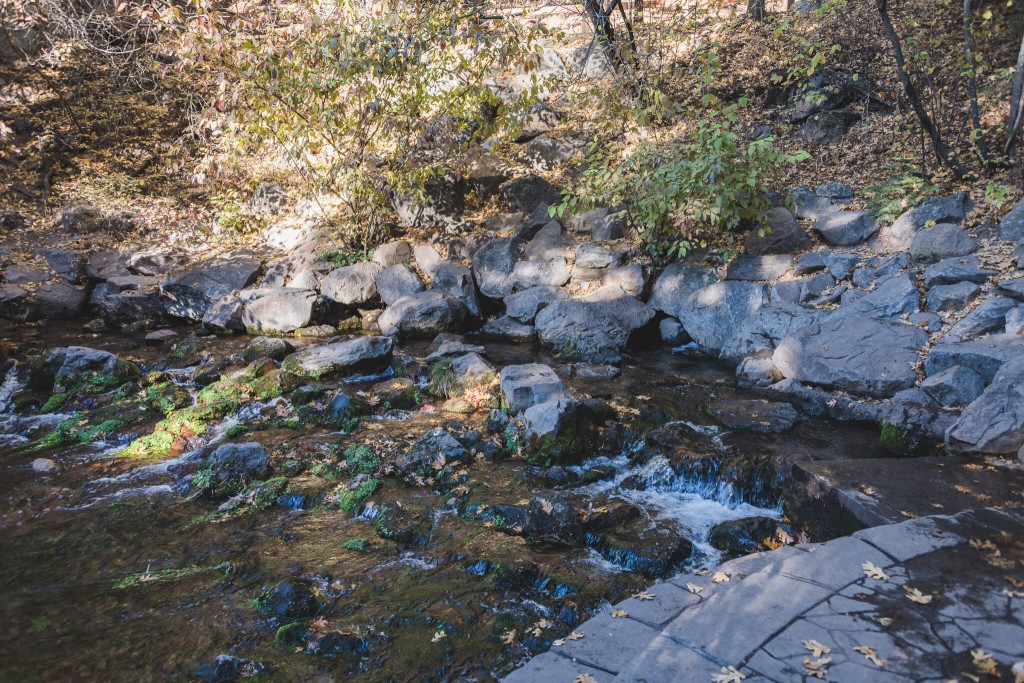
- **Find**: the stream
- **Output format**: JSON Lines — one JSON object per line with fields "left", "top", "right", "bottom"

{"left": 0, "top": 322, "right": 890, "bottom": 682}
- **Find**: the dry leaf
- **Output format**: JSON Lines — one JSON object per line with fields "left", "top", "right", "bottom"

{"left": 862, "top": 561, "right": 890, "bottom": 581}
{"left": 1011, "top": 660, "right": 1023, "bottom": 683}
{"left": 552, "top": 638, "right": 565, "bottom": 647}
{"left": 611, "top": 609, "right": 628, "bottom": 618}
{"left": 431, "top": 630, "right": 446, "bottom": 642}
{"left": 712, "top": 571, "right": 731, "bottom": 584}
{"left": 573, "top": 675, "right": 597, "bottom": 683}
{"left": 695, "top": 569, "right": 710, "bottom": 575}
{"left": 970, "top": 539, "right": 997, "bottom": 552}
{"left": 501, "top": 629, "right": 516, "bottom": 645}
{"left": 972, "top": 649, "right": 999, "bottom": 677}
{"left": 854, "top": 645, "right": 886, "bottom": 667}
{"left": 904, "top": 586, "right": 933, "bottom": 604}
{"left": 567, "top": 631, "right": 585, "bottom": 641}
{"left": 710, "top": 666, "right": 746, "bottom": 683}
{"left": 686, "top": 583, "right": 705, "bottom": 594}
{"left": 803, "top": 656, "right": 832, "bottom": 678}
{"left": 803, "top": 640, "right": 831, "bottom": 658}
{"left": 634, "top": 591, "right": 655, "bottom": 601}
{"left": 877, "top": 616, "right": 894, "bottom": 627}
{"left": 539, "top": 498, "right": 554, "bottom": 515}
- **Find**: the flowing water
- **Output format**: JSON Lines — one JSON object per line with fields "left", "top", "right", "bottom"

{"left": 0, "top": 323, "right": 889, "bottom": 682}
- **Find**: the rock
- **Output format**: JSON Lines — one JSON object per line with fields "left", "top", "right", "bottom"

{"left": 85, "top": 250, "right": 133, "bottom": 281}
{"left": 922, "top": 256, "right": 995, "bottom": 287}
{"left": 395, "top": 429, "right": 469, "bottom": 483}
{"left": 374, "top": 501, "right": 427, "bottom": 544}
{"left": 519, "top": 398, "right": 608, "bottom": 464}
{"left": 2, "top": 265, "right": 48, "bottom": 284}
{"left": 372, "top": 240, "right": 411, "bottom": 268}
{"left": 430, "top": 261, "right": 481, "bottom": 318}
{"left": 281, "top": 336, "right": 393, "bottom": 379}
{"left": 669, "top": 281, "right": 772, "bottom": 362}
{"left": 128, "top": 249, "right": 180, "bottom": 276}
{"left": 947, "top": 296, "right": 1018, "bottom": 340}
{"left": 745, "top": 208, "right": 811, "bottom": 255}
{"left": 579, "top": 285, "right": 655, "bottom": 331}
{"left": 94, "top": 290, "right": 168, "bottom": 328}
{"left": 207, "top": 442, "right": 269, "bottom": 484}
{"left": 34, "top": 282, "right": 87, "bottom": 318}
{"left": 534, "top": 300, "right": 631, "bottom": 363}
{"left": 925, "top": 334, "right": 1024, "bottom": 383}
{"left": 107, "top": 275, "right": 160, "bottom": 291}
{"left": 41, "top": 248, "right": 83, "bottom": 283}
{"left": 1006, "top": 306, "right": 1024, "bottom": 335}
{"left": 659, "top": 318, "right": 687, "bottom": 345}
{"left": 425, "top": 340, "right": 485, "bottom": 362}
{"left": 513, "top": 103, "right": 561, "bottom": 142}
{"left": 500, "top": 364, "right": 569, "bottom": 413}
{"left": 257, "top": 577, "right": 318, "bottom": 620}
{"left": 512, "top": 204, "right": 557, "bottom": 245}
{"left": 602, "top": 264, "right": 645, "bottom": 297}
{"left": 773, "top": 317, "right": 929, "bottom": 397}
{"left": 241, "top": 289, "right": 324, "bottom": 334}
{"left": 59, "top": 204, "right": 104, "bottom": 233}
{"left": 813, "top": 210, "right": 877, "bottom": 245}
{"left": 243, "top": 337, "right": 295, "bottom": 363}
{"left": 816, "top": 182, "right": 854, "bottom": 200}
{"left": 771, "top": 273, "right": 835, "bottom": 305}
{"left": 320, "top": 261, "right": 383, "bottom": 306}
{"left": 852, "top": 253, "right": 909, "bottom": 289}
{"left": 524, "top": 493, "right": 582, "bottom": 547}
{"left": 31, "top": 458, "right": 58, "bottom": 473}
{"left": 736, "top": 352, "right": 781, "bottom": 389}
{"left": 466, "top": 153, "right": 513, "bottom": 197}
{"left": 472, "top": 237, "right": 518, "bottom": 299}
{"left": 0, "top": 206, "right": 25, "bottom": 229}
{"left": 574, "top": 243, "right": 622, "bottom": 271}
{"left": 787, "top": 186, "right": 840, "bottom": 220}
{"left": 524, "top": 221, "right": 574, "bottom": 261}
{"left": 200, "top": 295, "right": 246, "bottom": 331}
{"left": 725, "top": 255, "right": 792, "bottom": 281}
{"left": 707, "top": 398, "right": 799, "bottom": 432}
{"left": 999, "top": 275, "right": 1024, "bottom": 301}
{"left": 647, "top": 263, "right": 720, "bottom": 315}
{"left": 521, "top": 136, "right": 577, "bottom": 171}
{"left": 375, "top": 264, "right": 424, "bottom": 306}
{"left": 162, "top": 254, "right": 262, "bottom": 320}
{"left": 909, "top": 311, "right": 943, "bottom": 333}
{"left": 572, "top": 207, "right": 628, "bottom": 242}
{"left": 193, "top": 654, "right": 269, "bottom": 683}
{"left": 764, "top": 378, "right": 884, "bottom": 423}
{"left": 920, "top": 365, "right": 985, "bottom": 407}
{"left": 926, "top": 281, "right": 980, "bottom": 313}
{"left": 393, "top": 172, "right": 466, "bottom": 227}
{"left": 835, "top": 273, "right": 919, "bottom": 320}
{"left": 411, "top": 244, "right": 443, "bottom": 278}
{"left": 882, "top": 192, "right": 972, "bottom": 250}
{"left": 250, "top": 182, "right": 287, "bottom": 215}
{"left": 797, "top": 109, "right": 859, "bottom": 144}
{"left": 504, "top": 285, "right": 566, "bottom": 323}
{"left": 998, "top": 198, "right": 1024, "bottom": 243}
{"left": 568, "top": 44, "right": 614, "bottom": 79}
{"left": 510, "top": 257, "right": 571, "bottom": 290}
{"left": 479, "top": 316, "right": 535, "bottom": 342}
{"left": 821, "top": 253, "right": 860, "bottom": 280}
{"left": 710, "top": 517, "right": 782, "bottom": 557}
{"left": 909, "top": 224, "right": 977, "bottom": 262}
{"left": 499, "top": 174, "right": 561, "bottom": 214}
{"left": 377, "top": 291, "right": 468, "bottom": 338}
{"left": 144, "top": 329, "right": 178, "bottom": 346}
{"left": 450, "top": 352, "right": 496, "bottom": 393}
{"left": 882, "top": 388, "right": 959, "bottom": 446}
{"left": 947, "top": 359, "right": 1024, "bottom": 454}
{"left": 591, "top": 523, "right": 692, "bottom": 576}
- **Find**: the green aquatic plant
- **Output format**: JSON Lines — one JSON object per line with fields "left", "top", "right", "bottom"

{"left": 342, "top": 538, "right": 371, "bottom": 553}
{"left": 113, "top": 562, "right": 231, "bottom": 590}
{"left": 344, "top": 445, "right": 378, "bottom": 475}
{"left": 335, "top": 479, "right": 380, "bottom": 515}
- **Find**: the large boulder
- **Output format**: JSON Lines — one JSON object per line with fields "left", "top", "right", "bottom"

{"left": 372, "top": 240, "right": 412, "bottom": 268}
{"left": 510, "top": 258, "right": 571, "bottom": 290}
{"left": 472, "top": 237, "right": 518, "bottom": 299}
{"left": 504, "top": 285, "right": 567, "bottom": 323}
{"left": 998, "top": 198, "right": 1024, "bottom": 243}
{"left": 773, "top": 317, "right": 929, "bottom": 397}
{"left": 725, "top": 255, "right": 792, "bottom": 281}
{"left": 430, "top": 261, "right": 481, "bottom": 318}
{"left": 499, "top": 174, "right": 561, "bottom": 214}
{"left": 947, "top": 296, "right": 1019, "bottom": 340}
{"left": 813, "top": 210, "right": 877, "bottom": 246}
{"left": 925, "top": 334, "right": 1024, "bottom": 383}
{"left": 920, "top": 365, "right": 985, "bottom": 407}
{"left": 33, "top": 346, "right": 140, "bottom": 393}
{"left": 41, "top": 248, "right": 83, "bottom": 283}
{"left": 519, "top": 398, "right": 610, "bottom": 464}
{"left": 34, "top": 282, "right": 87, "bottom": 319}
{"left": 241, "top": 289, "right": 324, "bottom": 334}
{"left": 499, "top": 364, "right": 569, "bottom": 413}
{"left": 320, "top": 262, "right": 383, "bottom": 306}
{"left": 524, "top": 493, "right": 583, "bottom": 547}
{"left": 880, "top": 192, "right": 972, "bottom": 250}
{"left": 909, "top": 224, "right": 976, "bottom": 262}
{"left": 835, "top": 273, "right": 919, "bottom": 320}
{"left": 922, "top": 256, "right": 995, "bottom": 287}
{"left": 745, "top": 208, "right": 811, "bottom": 255}
{"left": 281, "top": 336, "right": 393, "bottom": 379}
{"left": 376, "top": 264, "right": 424, "bottom": 306}
{"left": 947, "top": 358, "right": 1024, "bottom": 454}
{"left": 534, "top": 300, "right": 631, "bottom": 363}
{"left": 94, "top": 290, "right": 168, "bottom": 327}
{"left": 206, "top": 442, "right": 269, "bottom": 484}
{"left": 394, "top": 429, "right": 469, "bottom": 483}
{"left": 162, "top": 253, "right": 262, "bottom": 320}
{"left": 479, "top": 316, "right": 536, "bottom": 342}
{"left": 377, "top": 291, "right": 468, "bottom": 338}
{"left": 672, "top": 281, "right": 771, "bottom": 362}
{"left": 647, "top": 263, "right": 720, "bottom": 315}
{"left": 925, "top": 282, "right": 980, "bottom": 313}
{"left": 523, "top": 221, "right": 574, "bottom": 261}
{"left": 449, "top": 352, "right": 496, "bottom": 394}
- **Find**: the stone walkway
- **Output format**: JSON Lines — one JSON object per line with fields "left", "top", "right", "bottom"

{"left": 503, "top": 507, "right": 1024, "bottom": 682}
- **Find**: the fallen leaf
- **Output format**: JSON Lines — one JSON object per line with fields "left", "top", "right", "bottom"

{"left": 904, "top": 586, "right": 934, "bottom": 604}
{"left": 567, "top": 631, "right": 585, "bottom": 641}
{"left": 972, "top": 649, "right": 999, "bottom": 677}
{"left": 611, "top": 609, "right": 628, "bottom": 618}
{"left": 862, "top": 561, "right": 890, "bottom": 581}
{"left": 539, "top": 498, "right": 554, "bottom": 515}
{"left": 573, "top": 675, "right": 597, "bottom": 683}
{"left": 501, "top": 629, "right": 516, "bottom": 645}
{"left": 712, "top": 571, "right": 731, "bottom": 584}
{"left": 695, "top": 569, "right": 710, "bottom": 575}
{"left": 686, "top": 583, "right": 704, "bottom": 594}
{"left": 803, "top": 656, "right": 831, "bottom": 678}
{"left": 552, "top": 638, "right": 565, "bottom": 646}
{"left": 803, "top": 640, "right": 831, "bottom": 658}
{"left": 854, "top": 645, "right": 886, "bottom": 667}
{"left": 1007, "top": 577, "right": 1024, "bottom": 589}
{"left": 710, "top": 665, "right": 746, "bottom": 683}
{"left": 970, "top": 539, "right": 997, "bottom": 552}
{"left": 877, "top": 616, "right": 894, "bottom": 627}
{"left": 634, "top": 591, "right": 655, "bottom": 601}
{"left": 1011, "top": 660, "right": 1024, "bottom": 683}
{"left": 431, "top": 630, "right": 446, "bottom": 642}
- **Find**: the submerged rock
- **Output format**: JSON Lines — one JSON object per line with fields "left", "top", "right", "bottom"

{"left": 707, "top": 399, "right": 799, "bottom": 433}
{"left": 256, "top": 577, "right": 318, "bottom": 620}
{"left": 524, "top": 493, "right": 582, "bottom": 547}
{"left": 207, "top": 442, "right": 269, "bottom": 485}
{"left": 193, "top": 654, "right": 270, "bottom": 682}
{"left": 394, "top": 429, "right": 469, "bottom": 483}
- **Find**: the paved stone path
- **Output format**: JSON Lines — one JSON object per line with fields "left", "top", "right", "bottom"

{"left": 503, "top": 507, "right": 1024, "bottom": 683}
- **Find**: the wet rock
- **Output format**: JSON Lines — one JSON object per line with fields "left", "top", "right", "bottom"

{"left": 257, "top": 577, "right": 318, "bottom": 620}
{"left": 746, "top": 208, "right": 811, "bottom": 255}
{"left": 479, "top": 316, "right": 535, "bottom": 342}
{"left": 947, "top": 357, "right": 1024, "bottom": 454}
{"left": 472, "top": 237, "right": 518, "bottom": 299}
{"left": 881, "top": 192, "right": 971, "bottom": 250}
{"left": 500, "top": 364, "right": 569, "bottom": 413}
{"left": 725, "top": 255, "right": 792, "bottom": 282}
{"left": 94, "top": 289, "right": 169, "bottom": 328}
{"left": 581, "top": 502, "right": 641, "bottom": 532}
{"left": 998, "top": 198, "right": 1024, "bottom": 242}
{"left": 242, "top": 337, "right": 295, "bottom": 363}
{"left": 534, "top": 300, "right": 631, "bottom": 363}
{"left": 144, "top": 329, "right": 178, "bottom": 346}
{"left": 281, "top": 336, "right": 393, "bottom": 379}
{"left": 41, "top": 248, "right": 83, "bottom": 283}
{"left": 926, "top": 281, "right": 980, "bottom": 313}
{"left": 193, "top": 654, "right": 270, "bottom": 682}
{"left": 591, "top": 523, "right": 692, "bottom": 577}
{"left": 500, "top": 174, "right": 561, "bottom": 214}
{"left": 430, "top": 261, "right": 481, "bottom": 318}
{"left": 910, "top": 224, "right": 976, "bottom": 262}
{"left": 525, "top": 493, "right": 582, "bottom": 547}
{"left": 395, "top": 429, "right": 469, "bottom": 483}
{"left": 519, "top": 398, "right": 608, "bottom": 464}
{"left": 34, "top": 282, "right": 87, "bottom": 318}
{"left": 375, "top": 264, "right": 424, "bottom": 306}
{"left": 162, "top": 254, "right": 262, "bottom": 320}
{"left": 327, "top": 390, "right": 351, "bottom": 420}
{"left": 835, "top": 272, "right": 919, "bottom": 320}
{"left": 925, "top": 334, "right": 1024, "bottom": 383}
{"left": 241, "top": 289, "right": 324, "bottom": 334}
{"left": 765, "top": 378, "right": 884, "bottom": 423}
{"left": 813, "top": 210, "right": 877, "bottom": 246}
{"left": 923, "top": 255, "right": 996, "bottom": 287}
{"left": 308, "top": 631, "right": 370, "bottom": 657}
{"left": 374, "top": 501, "right": 426, "bottom": 544}
{"left": 773, "top": 317, "right": 929, "bottom": 397}
{"left": 881, "top": 388, "right": 959, "bottom": 447}
{"left": 33, "top": 346, "right": 139, "bottom": 393}
{"left": 208, "top": 442, "right": 269, "bottom": 485}
{"left": 948, "top": 296, "right": 1019, "bottom": 340}
{"left": 568, "top": 363, "right": 620, "bottom": 379}
{"left": 709, "top": 517, "right": 781, "bottom": 557}
{"left": 377, "top": 291, "right": 468, "bottom": 338}
{"left": 736, "top": 352, "right": 782, "bottom": 389}
{"left": 320, "top": 262, "right": 383, "bottom": 306}
{"left": 708, "top": 399, "right": 799, "bottom": 433}
{"left": 920, "top": 365, "right": 985, "bottom": 407}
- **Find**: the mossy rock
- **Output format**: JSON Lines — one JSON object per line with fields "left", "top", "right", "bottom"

{"left": 334, "top": 478, "right": 380, "bottom": 515}
{"left": 275, "top": 622, "right": 308, "bottom": 649}
{"left": 343, "top": 445, "right": 378, "bottom": 475}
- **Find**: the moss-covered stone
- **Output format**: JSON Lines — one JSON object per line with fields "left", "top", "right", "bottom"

{"left": 880, "top": 420, "right": 908, "bottom": 454}
{"left": 275, "top": 622, "right": 308, "bottom": 649}
{"left": 343, "top": 445, "right": 378, "bottom": 475}
{"left": 334, "top": 479, "right": 380, "bottom": 515}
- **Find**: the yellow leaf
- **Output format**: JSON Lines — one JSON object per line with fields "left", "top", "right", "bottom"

{"left": 710, "top": 665, "right": 745, "bottom": 683}
{"left": 501, "top": 629, "right": 516, "bottom": 645}
{"left": 803, "top": 656, "right": 831, "bottom": 678}
{"left": 803, "top": 640, "right": 831, "bottom": 658}
{"left": 574, "top": 675, "right": 597, "bottom": 683}
{"left": 611, "top": 609, "right": 628, "bottom": 618}
{"left": 862, "top": 561, "right": 890, "bottom": 581}
{"left": 567, "top": 631, "right": 585, "bottom": 641}
{"left": 431, "top": 630, "right": 446, "bottom": 642}
{"left": 970, "top": 538, "right": 997, "bottom": 552}
{"left": 634, "top": 591, "right": 655, "bottom": 601}
{"left": 695, "top": 569, "right": 710, "bottom": 575}
{"left": 904, "top": 586, "right": 933, "bottom": 604}
{"left": 854, "top": 645, "right": 886, "bottom": 667}
{"left": 972, "top": 649, "right": 1000, "bottom": 677}
{"left": 712, "top": 572, "right": 731, "bottom": 584}
{"left": 686, "top": 583, "right": 705, "bottom": 594}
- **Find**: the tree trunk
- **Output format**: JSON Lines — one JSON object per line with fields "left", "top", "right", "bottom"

{"left": 747, "top": 0, "right": 766, "bottom": 21}
{"left": 963, "top": 0, "right": 990, "bottom": 163}
{"left": 1005, "top": 28, "right": 1024, "bottom": 159}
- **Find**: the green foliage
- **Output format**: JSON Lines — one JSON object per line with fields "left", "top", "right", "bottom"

{"left": 323, "top": 249, "right": 372, "bottom": 269}
{"left": 113, "top": 562, "right": 231, "bottom": 590}
{"left": 341, "top": 538, "right": 371, "bottom": 553}
{"left": 39, "top": 416, "right": 124, "bottom": 448}
{"left": 335, "top": 479, "right": 381, "bottom": 515}
{"left": 275, "top": 622, "right": 308, "bottom": 649}
{"left": 879, "top": 421, "right": 907, "bottom": 454}
{"left": 427, "top": 358, "right": 455, "bottom": 399}
{"left": 191, "top": 466, "right": 215, "bottom": 492}
{"left": 863, "top": 166, "right": 939, "bottom": 224}
{"left": 983, "top": 181, "right": 1013, "bottom": 210}
{"left": 210, "top": 189, "right": 262, "bottom": 236}
{"left": 344, "top": 445, "right": 378, "bottom": 476}
{"left": 40, "top": 393, "right": 70, "bottom": 414}
{"left": 311, "top": 462, "right": 345, "bottom": 482}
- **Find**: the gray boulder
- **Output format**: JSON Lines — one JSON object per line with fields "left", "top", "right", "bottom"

{"left": 513, "top": 103, "right": 560, "bottom": 143}
{"left": 947, "top": 296, "right": 1019, "bottom": 340}
{"left": 998, "top": 199, "right": 1024, "bottom": 243}
{"left": 772, "top": 273, "right": 835, "bottom": 305}
{"left": 794, "top": 251, "right": 860, "bottom": 280}
{"left": 773, "top": 317, "right": 928, "bottom": 397}
{"left": 524, "top": 221, "right": 574, "bottom": 261}
{"left": 413, "top": 244, "right": 443, "bottom": 277}
{"left": 519, "top": 398, "right": 608, "bottom": 464}
{"left": 602, "top": 264, "right": 645, "bottom": 297}
{"left": 243, "top": 337, "right": 294, "bottom": 363}
{"left": 580, "top": 284, "right": 655, "bottom": 332}
{"left": 534, "top": 300, "right": 631, "bottom": 363}
{"left": 788, "top": 187, "right": 841, "bottom": 221}
{"left": 647, "top": 263, "right": 720, "bottom": 315}
{"left": 479, "top": 316, "right": 535, "bottom": 342}
{"left": 725, "top": 255, "right": 792, "bottom": 281}
{"left": 499, "top": 364, "right": 569, "bottom": 413}
{"left": 450, "top": 352, "right": 496, "bottom": 393}
{"left": 504, "top": 285, "right": 566, "bottom": 323}
{"left": 746, "top": 208, "right": 811, "bottom": 255}
{"left": 41, "top": 249, "right": 83, "bottom": 283}
{"left": 947, "top": 358, "right": 1024, "bottom": 454}
{"left": 521, "top": 136, "right": 577, "bottom": 171}
{"left": 372, "top": 240, "right": 412, "bottom": 268}
{"left": 430, "top": 261, "right": 481, "bottom": 318}
{"left": 672, "top": 281, "right": 770, "bottom": 362}
{"left": 94, "top": 290, "right": 168, "bottom": 327}
{"left": 813, "top": 210, "right": 877, "bottom": 246}
{"left": 241, "top": 289, "right": 324, "bottom": 334}
{"left": 925, "top": 334, "right": 1024, "bottom": 383}
{"left": 281, "top": 336, "right": 393, "bottom": 379}
{"left": 925, "top": 281, "right": 980, "bottom": 313}
{"left": 574, "top": 243, "right": 622, "bottom": 271}
{"left": 923, "top": 256, "right": 995, "bottom": 287}
{"left": 201, "top": 294, "right": 246, "bottom": 331}
{"left": 881, "top": 192, "right": 971, "bottom": 250}
{"left": 909, "top": 224, "right": 976, "bottom": 262}
{"left": 377, "top": 291, "right": 467, "bottom": 338}
{"left": 835, "top": 273, "right": 919, "bottom": 320}
{"left": 882, "top": 388, "right": 960, "bottom": 445}
{"left": 376, "top": 264, "right": 424, "bottom": 306}
{"left": 86, "top": 250, "right": 132, "bottom": 280}
{"left": 659, "top": 318, "right": 687, "bottom": 345}
{"left": 320, "top": 261, "right": 383, "bottom": 306}
{"left": 207, "top": 442, "right": 269, "bottom": 484}
{"left": 500, "top": 174, "right": 561, "bottom": 214}
{"left": 852, "top": 253, "right": 910, "bottom": 289}
{"left": 472, "top": 237, "right": 518, "bottom": 299}
{"left": 999, "top": 275, "right": 1024, "bottom": 301}
{"left": 34, "top": 282, "right": 87, "bottom": 318}
{"left": 920, "top": 365, "right": 985, "bottom": 407}
{"left": 395, "top": 429, "right": 469, "bottom": 483}
{"left": 162, "top": 253, "right": 262, "bottom": 320}
{"left": 511, "top": 258, "right": 570, "bottom": 290}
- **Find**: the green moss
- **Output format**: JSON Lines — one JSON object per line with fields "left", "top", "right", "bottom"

{"left": 113, "top": 562, "right": 231, "bottom": 589}
{"left": 880, "top": 420, "right": 907, "bottom": 454}
{"left": 119, "top": 431, "right": 176, "bottom": 458}
{"left": 275, "top": 622, "right": 308, "bottom": 649}
{"left": 226, "top": 424, "right": 250, "bottom": 439}
{"left": 40, "top": 393, "right": 70, "bottom": 414}
{"left": 427, "top": 358, "right": 455, "bottom": 398}
{"left": 342, "top": 538, "right": 371, "bottom": 552}
{"left": 336, "top": 479, "right": 380, "bottom": 515}
{"left": 56, "top": 359, "right": 140, "bottom": 395}
{"left": 39, "top": 416, "right": 124, "bottom": 448}
{"left": 311, "top": 462, "right": 345, "bottom": 481}
{"left": 344, "top": 445, "right": 378, "bottom": 475}
{"left": 144, "top": 383, "right": 192, "bottom": 416}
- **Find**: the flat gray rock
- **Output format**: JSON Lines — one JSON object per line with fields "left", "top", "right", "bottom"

{"left": 241, "top": 288, "right": 323, "bottom": 334}
{"left": 925, "top": 281, "right": 980, "bottom": 313}
{"left": 472, "top": 237, "right": 518, "bottom": 299}
{"left": 372, "top": 240, "right": 411, "bottom": 268}
{"left": 773, "top": 316, "right": 928, "bottom": 397}
{"left": 478, "top": 315, "right": 535, "bottom": 342}
{"left": 746, "top": 207, "right": 811, "bottom": 255}
{"left": 813, "top": 210, "right": 877, "bottom": 246}
{"left": 880, "top": 192, "right": 971, "bottom": 249}
{"left": 523, "top": 221, "right": 573, "bottom": 261}
{"left": 375, "top": 264, "right": 424, "bottom": 306}
{"left": 925, "top": 333, "right": 1024, "bottom": 382}
{"left": 909, "top": 223, "right": 976, "bottom": 262}
{"left": 377, "top": 290, "right": 467, "bottom": 338}
{"left": 647, "top": 263, "right": 720, "bottom": 316}
{"left": 922, "top": 255, "right": 995, "bottom": 287}
{"left": 499, "top": 363, "right": 569, "bottom": 413}
{"left": 835, "top": 273, "right": 919, "bottom": 320}
{"left": 574, "top": 242, "right": 622, "bottom": 270}
{"left": 725, "top": 254, "right": 793, "bottom": 281}
{"left": 534, "top": 299, "right": 631, "bottom": 363}
{"left": 320, "top": 261, "right": 383, "bottom": 305}
{"left": 602, "top": 264, "right": 645, "bottom": 297}
{"left": 947, "top": 296, "right": 1019, "bottom": 340}
{"left": 504, "top": 285, "right": 566, "bottom": 323}
{"left": 948, "top": 360, "right": 1024, "bottom": 454}
{"left": 998, "top": 275, "right": 1024, "bottom": 301}
{"left": 997, "top": 197, "right": 1024, "bottom": 243}
{"left": 511, "top": 257, "right": 570, "bottom": 290}
{"left": 920, "top": 364, "right": 985, "bottom": 406}
{"left": 281, "top": 336, "right": 393, "bottom": 378}
{"left": 161, "top": 253, "right": 262, "bottom": 320}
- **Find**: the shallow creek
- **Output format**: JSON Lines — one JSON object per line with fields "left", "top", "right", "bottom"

{"left": 0, "top": 323, "right": 890, "bottom": 681}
